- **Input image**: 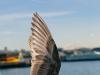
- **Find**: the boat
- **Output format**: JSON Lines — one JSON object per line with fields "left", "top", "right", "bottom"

{"left": 0, "top": 61, "right": 31, "bottom": 68}
{"left": 0, "top": 50, "right": 31, "bottom": 68}
{"left": 63, "top": 52, "right": 100, "bottom": 61}
{"left": 0, "top": 56, "right": 31, "bottom": 68}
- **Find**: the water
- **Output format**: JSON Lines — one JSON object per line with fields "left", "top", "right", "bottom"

{"left": 0, "top": 61, "right": 100, "bottom": 75}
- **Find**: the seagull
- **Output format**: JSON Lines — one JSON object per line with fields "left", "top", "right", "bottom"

{"left": 28, "top": 13, "right": 61, "bottom": 75}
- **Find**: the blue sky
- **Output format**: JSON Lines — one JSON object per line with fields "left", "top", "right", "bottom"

{"left": 0, "top": 0, "right": 100, "bottom": 50}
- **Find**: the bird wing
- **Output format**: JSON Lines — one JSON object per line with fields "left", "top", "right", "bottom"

{"left": 29, "top": 13, "right": 61, "bottom": 75}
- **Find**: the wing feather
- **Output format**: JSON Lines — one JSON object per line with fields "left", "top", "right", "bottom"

{"left": 29, "top": 13, "right": 53, "bottom": 56}
{"left": 29, "top": 12, "right": 61, "bottom": 75}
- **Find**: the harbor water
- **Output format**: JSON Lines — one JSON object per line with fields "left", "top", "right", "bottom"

{"left": 0, "top": 61, "right": 100, "bottom": 75}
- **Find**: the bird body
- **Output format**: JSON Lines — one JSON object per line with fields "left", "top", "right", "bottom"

{"left": 29, "top": 13, "right": 61, "bottom": 75}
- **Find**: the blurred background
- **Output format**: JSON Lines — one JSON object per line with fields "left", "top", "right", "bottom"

{"left": 0, "top": 0, "right": 100, "bottom": 75}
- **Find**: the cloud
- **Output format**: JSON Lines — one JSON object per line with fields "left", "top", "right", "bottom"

{"left": 0, "top": 31, "right": 14, "bottom": 35}
{"left": 40, "top": 11, "right": 74, "bottom": 17}
{"left": 89, "top": 33, "right": 95, "bottom": 37}
{"left": 0, "top": 11, "right": 75, "bottom": 21}
{"left": 0, "top": 13, "right": 31, "bottom": 21}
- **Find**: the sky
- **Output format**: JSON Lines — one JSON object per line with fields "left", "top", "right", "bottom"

{"left": 0, "top": 0, "right": 100, "bottom": 50}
